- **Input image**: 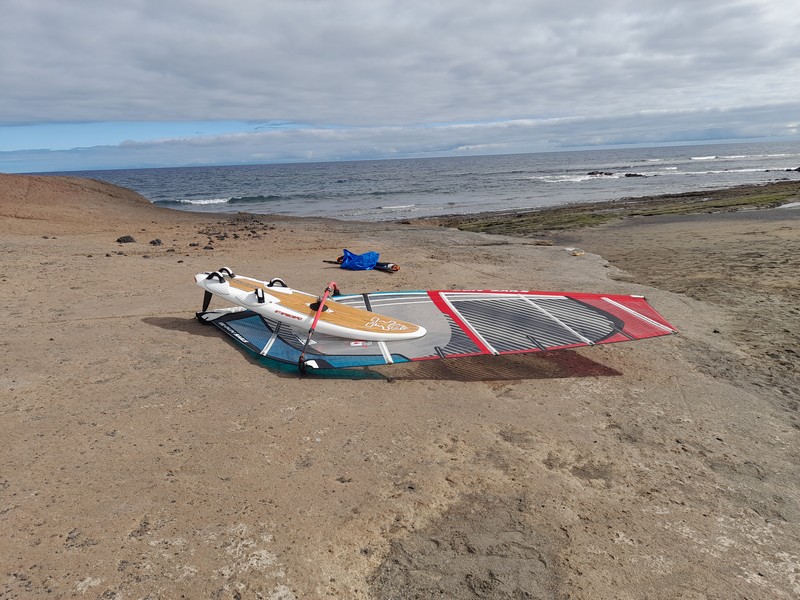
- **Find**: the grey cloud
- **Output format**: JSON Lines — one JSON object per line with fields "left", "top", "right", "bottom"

{"left": 1, "top": 0, "right": 799, "bottom": 170}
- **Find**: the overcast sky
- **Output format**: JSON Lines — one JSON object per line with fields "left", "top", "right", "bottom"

{"left": 2, "top": 0, "right": 799, "bottom": 173}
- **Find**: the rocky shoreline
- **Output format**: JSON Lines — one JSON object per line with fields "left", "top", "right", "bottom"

{"left": 429, "top": 179, "right": 800, "bottom": 236}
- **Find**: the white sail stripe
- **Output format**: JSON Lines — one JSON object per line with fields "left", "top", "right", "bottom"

{"left": 362, "top": 292, "right": 429, "bottom": 297}
{"left": 519, "top": 295, "right": 594, "bottom": 345}
{"left": 601, "top": 297, "right": 675, "bottom": 333}
{"left": 378, "top": 341, "right": 393, "bottom": 364}
{"left": 356, "top": 299, "right": 433, "bottom": 308}
{"left": 533, "top": 298, "right": 613, "bottom": 336}
{"left": 338, "top": 293, "right": 428, "bottom": 301}
{"left": 440, "top": 293, "right": 498, "bottom": 355}
{"left": 259, "top": 327, "right": 280, "bottom": 356}
{"left": 443, "top": 294, "right": 568, "bottom": 302}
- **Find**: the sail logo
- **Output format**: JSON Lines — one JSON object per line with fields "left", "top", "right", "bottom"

{"left": 365, "top": 316, "right": 409, "bottom": 331}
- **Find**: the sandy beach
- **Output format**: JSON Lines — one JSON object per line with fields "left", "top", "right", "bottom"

{"left": 2, "top": 173, "right": 799, "bottom": 599}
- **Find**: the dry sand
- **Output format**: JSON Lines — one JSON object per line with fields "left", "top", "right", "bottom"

{"left": 1, "top": 173, "right": 798, "bottom": 599}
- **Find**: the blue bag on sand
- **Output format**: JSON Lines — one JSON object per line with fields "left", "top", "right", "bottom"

{"left": 339, "top": 249, "right": 379, "bottom": 270}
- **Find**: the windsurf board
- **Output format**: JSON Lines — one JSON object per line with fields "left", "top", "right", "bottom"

{"left": 195, "top": 270, "right": 426, "bottom": 342}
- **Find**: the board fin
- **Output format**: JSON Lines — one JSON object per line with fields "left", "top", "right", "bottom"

{"left": 201, "top": 290, "right": 213, "bottom": 312}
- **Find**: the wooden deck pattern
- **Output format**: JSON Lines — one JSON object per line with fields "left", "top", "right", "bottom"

{"left": 228, "top": 277, "right": 423, "bottom": 335}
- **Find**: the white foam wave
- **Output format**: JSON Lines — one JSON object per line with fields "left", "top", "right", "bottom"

{"left": 534, "top": 173, "right": 621, "bottom": 183}
{"left": 380, "top": 204, "right": 416, "bottom": 210}
{"left": 177, "top": 197, "right": 231, "bottom": 205}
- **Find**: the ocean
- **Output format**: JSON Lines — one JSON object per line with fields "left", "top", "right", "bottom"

{"left": 52, "top": 140, "right": 800, "bottom": 221}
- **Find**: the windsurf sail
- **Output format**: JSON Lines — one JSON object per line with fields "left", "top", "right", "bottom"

{"left": 197, "top": 289, "right": 676, "bottom": 372}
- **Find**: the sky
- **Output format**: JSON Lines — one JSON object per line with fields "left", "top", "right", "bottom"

{"left": 1, "top": 0, "right": 799, "bottom": 173}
